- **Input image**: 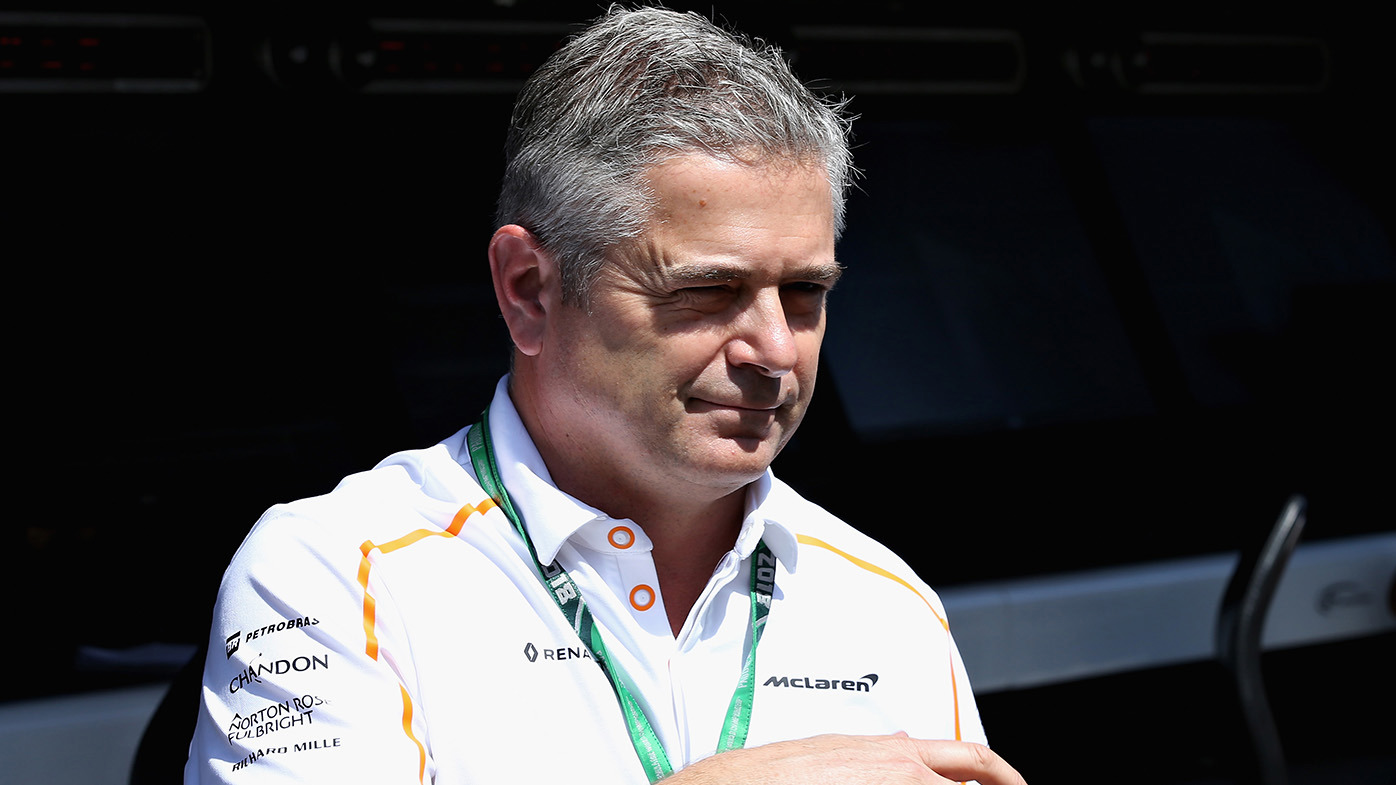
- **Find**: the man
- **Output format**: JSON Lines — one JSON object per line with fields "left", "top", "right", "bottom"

{"left": 185, "top": 7, "right": 1025, "bottom": 784}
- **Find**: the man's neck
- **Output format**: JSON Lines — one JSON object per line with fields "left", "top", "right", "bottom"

{"left": 568, "top": 484, "right": 739, "bottom": 636}
{"left": 508, "top": 371, "right": 751, "bottom": 635}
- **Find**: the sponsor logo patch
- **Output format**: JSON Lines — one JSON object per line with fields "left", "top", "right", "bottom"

{"left": 522, "top": 642, "right": 595, "bottom": 663}
{"left": 226, "top": 695, "right": 327, "bottom": 745}
{"left": 225, "top": 616, "right": 319, "bottom": 660}
{"left": 228, "top": 654, "right": 331, "bottom": 694}
{"left": 762, "top": 673, "right": 879, "bottom": 692}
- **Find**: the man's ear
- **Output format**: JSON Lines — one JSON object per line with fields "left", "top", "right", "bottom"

{"left": 488, "top": 224, "right": 554, "bottom": 356}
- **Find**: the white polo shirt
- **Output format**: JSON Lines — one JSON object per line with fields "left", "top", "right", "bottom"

{"left": 185, "top": 377, "right": 985, "bottom": 784}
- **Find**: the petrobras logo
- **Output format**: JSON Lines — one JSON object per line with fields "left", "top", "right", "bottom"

{"left": 245, "top": 616, "right": 320, "bottom": 642}
{"left": 225, "top": 616, "right": 319, "bottom": 659}
{"left": 762, "top": 673, "right": 879, "bottom": 692}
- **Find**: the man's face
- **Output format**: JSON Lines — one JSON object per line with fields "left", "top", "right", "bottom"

{"left": 536, "top": 154, "right": 839, "bottom": 503}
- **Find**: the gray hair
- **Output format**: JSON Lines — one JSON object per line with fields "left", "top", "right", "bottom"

{"left": 495, "top": 5, "right": 855, "bottom": 304}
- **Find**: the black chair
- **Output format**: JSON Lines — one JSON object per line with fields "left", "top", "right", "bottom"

{"left": 130, "top": 642, "right": 206, "bottom": 785}
{"left": 1216, "top": 494, "right": 1308, "bottom": 785}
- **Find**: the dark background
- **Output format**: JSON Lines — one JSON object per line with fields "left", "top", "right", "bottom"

{"left": 4, "top": 2, "right": 1393, "bottom": 783}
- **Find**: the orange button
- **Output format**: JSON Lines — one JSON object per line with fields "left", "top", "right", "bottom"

{"left": 629, "top": 584, "right": 656, "bottom": 611}
{"left": 608, "top": 525, "right": 635, "bottom": 550}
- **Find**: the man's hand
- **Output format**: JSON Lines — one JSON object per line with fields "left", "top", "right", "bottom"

{"left": 666, "top": 733, "right": 1027, "bottom": 784}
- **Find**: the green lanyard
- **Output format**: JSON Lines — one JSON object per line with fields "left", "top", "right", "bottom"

{"left": 466, "top": 407, "right": 774, "bottom": 783}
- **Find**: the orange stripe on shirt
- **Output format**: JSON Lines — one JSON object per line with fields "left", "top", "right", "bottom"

{"left": 795, "top": 533, "right": 963, "bottom": 740}
{"left": 400, "top": 684, "right": 427, "bottom": 784}
{"left": 357, "top": 544, "right": 379, "bottom": 660}
{"left": 356, "top": 500, "right": 496, "bottom": 782}
{"left": 358, "top": 499, "right": 497, "bottom": 660}
{"left": 795, "top": 534, "right": 948, "bottom": 629}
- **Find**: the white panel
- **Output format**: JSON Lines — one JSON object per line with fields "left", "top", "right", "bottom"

{"left": 942, "top": 532, "right": 1396, "bottom": 693}
{"left": 0, "top": 683, "right": 170, "bottom": 785}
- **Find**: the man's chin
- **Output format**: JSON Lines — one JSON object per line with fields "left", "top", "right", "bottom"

{"left": 723, "top": 433, "right": 778, "bottom": 456}
{"left": 690, "top": 435, "right": 783, "bottom": 481}
{"left": 672, "top": 417, "right": 794, "bottom": 481}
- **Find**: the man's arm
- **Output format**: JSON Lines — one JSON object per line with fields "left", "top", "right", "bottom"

{"left": 184, "top": 506, "right": 429, "bottom": 784}
{"left": 669, "top": 733, "right": 1026, "bottom": 785}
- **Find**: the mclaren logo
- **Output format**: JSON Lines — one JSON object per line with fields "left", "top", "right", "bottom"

{"left": 763, "top": 673, "right": 879, "bottom": 692}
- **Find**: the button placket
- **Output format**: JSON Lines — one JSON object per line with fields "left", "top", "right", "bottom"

{"left": 618, "top": 553, "right": 663, "bottom": 622}
{"left": 602, "top": 525, "right": 667, "bottom": 632}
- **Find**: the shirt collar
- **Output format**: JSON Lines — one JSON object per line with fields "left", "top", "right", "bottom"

{"left": 481, "top": 376, "right": 603, "bottom": 566}
{"left": 737, "top": 472, "right": 800, "bottom": 571}
{"left": 477, "top": 375, "right": 800, "bottom": 571}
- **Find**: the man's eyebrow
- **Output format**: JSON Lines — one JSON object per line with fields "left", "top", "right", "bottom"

{"left": 663, "top": 263, "right": 751, "bottom": 284}
{"left": 662, "top": 262, "right": 844, "bottom": 284}
{"left": 802, "top": 262, "right": 845, "bottom": 285}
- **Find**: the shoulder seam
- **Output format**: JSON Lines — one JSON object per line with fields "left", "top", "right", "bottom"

{"left": 794, "top": 533, "right": 948, "bottom": 631}
{"left": 357, "top": 498, "right": 498, "bottom": 660}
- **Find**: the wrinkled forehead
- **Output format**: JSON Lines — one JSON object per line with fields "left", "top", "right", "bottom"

{"left": 615, "top": 151, "right": 837, "bottom": 251}
{"left": 593, "top": 153, "right": 838, "bottom": 290}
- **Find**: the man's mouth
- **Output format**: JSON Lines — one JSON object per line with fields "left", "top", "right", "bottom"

{"left": 688, "top": 398, "right": 785, "bottom": 413}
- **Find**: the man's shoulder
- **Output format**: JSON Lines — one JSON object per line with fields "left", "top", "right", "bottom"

{"left": 770, "top": 476, "right": 938, "bottom": 603}
{"left": 235, "top": 432, "right": 487, "bottom": 557}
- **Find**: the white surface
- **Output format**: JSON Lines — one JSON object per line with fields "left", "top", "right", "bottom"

{"left": 0, "top": 682, "right": 169, "bottom": 785}
{"left": 942, "top": 532, "right": 1396, "bottom": 693}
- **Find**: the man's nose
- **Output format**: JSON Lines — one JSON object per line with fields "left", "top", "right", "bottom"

{"left": 726, "top": 290, "right": 798, "bottom": 377}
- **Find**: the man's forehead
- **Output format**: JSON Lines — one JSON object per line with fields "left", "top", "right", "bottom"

{"left": 642, "top": 151, "right": 831, "bottom": 196}
{"left": 638, "top": 153, "right": 836, "bottom": 239}
{"left": 587, "top": 152, "right": 839, "bottom": 287}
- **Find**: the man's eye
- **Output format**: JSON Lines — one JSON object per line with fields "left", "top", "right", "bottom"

{"left": 781, "top": 283, "right": 831, "bottom": 316}
{"left": 676, "top": 285, "right": 730, "bottom": 299}
{"left": 671, "top": 286, "right": 734, "bottom": 311}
